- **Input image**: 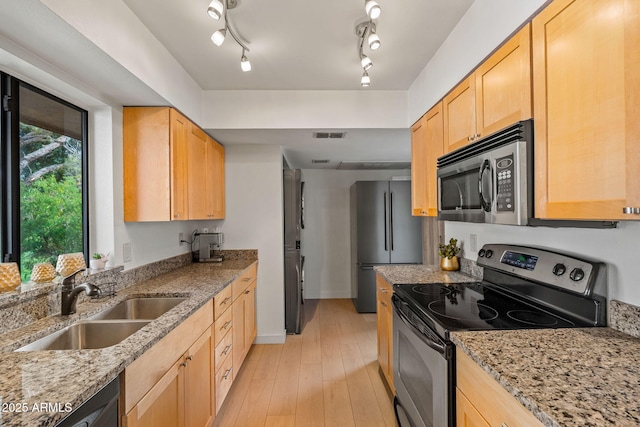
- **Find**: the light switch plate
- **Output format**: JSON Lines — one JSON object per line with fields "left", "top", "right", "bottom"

{"left": 123, "top": 242, "right": 132, "bottom": 262}
{"left": 469, "top": 234, "right": 477, "bottom": 252}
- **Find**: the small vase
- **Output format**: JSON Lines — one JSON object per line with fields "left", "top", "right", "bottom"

{"left": 90, "top": 259, "right": 106, "bottom": 270}
{"left": 440, "top": 256, "right": 459, "bottom": 271}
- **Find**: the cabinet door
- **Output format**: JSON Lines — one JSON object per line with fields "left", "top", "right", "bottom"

{"left": 232, "top": 293, "right": 247, "bottom": 370}
{"left": 207, "top": 138, "right": 225, "bottom": 219}
{"left": 187, "top": 124, "right": 209, "bottom": 220}
{"left": 185, "top": 329, "right": 214, "bottom": 427}
{"left": 376, "top": 274, "right": 394, "bottom": 392}
{"left": 125, "top": 357, "right": 185, "bottom": 427}
{"left": 424, "top": 103, "right": 444, "bottom": 216}
{"left": 533, "top": 0, "right": 640, "bottom": 220}
{"left": 456, "top": 388, "right": 490, "bottom": 427}
{"left": 411, "top": 116, "right": 428, "bottom": 216}
{"left": 244, "top": 280, "right": 257, "bottom": 350}
{"left": 475, "top": 24, "right": 532, "bottom": 138}
{"left": 170, "top": 109, "right": 189, "bottom": 221}
{"left": 443, "top": 75, "right": 476, "bottom": 153}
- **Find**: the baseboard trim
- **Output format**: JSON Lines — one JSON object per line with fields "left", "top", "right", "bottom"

{"left": 255, "top": 333, "right": 286, "bottom": 344}
{"left": 305, "top": 291, "right": 353, "bottom": 299}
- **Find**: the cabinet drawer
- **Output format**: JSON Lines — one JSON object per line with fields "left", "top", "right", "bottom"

{"left": 215, "top": 354, "right": 234, "bottom": 414}
{"left": 214, "top": 306, "right": 233, "bottom": 347}
{"left": 232, "top": 263, "right": 257, "bottom": 301}
{"left": 214, "top": 285, "right": 232, "bottom": 320}
{"left": 214, "top": 328, "right": 233, "bottom": 373}
{"left": 456, "top": 348, "right": 543, "bottom": 427}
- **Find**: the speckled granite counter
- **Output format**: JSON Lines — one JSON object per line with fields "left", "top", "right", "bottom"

{"left": 452, "top": 328, "right": 640, "bottom": 427}
{"left": 0, "top": 259, "right": 256, "bottom": 427}
{"left": 374, "top": 264, "right": 478, "bottom": 285}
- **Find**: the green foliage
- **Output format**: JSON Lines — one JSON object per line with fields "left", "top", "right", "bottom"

{"left": 439, "top": 238, "right": 461, "bottom": 259}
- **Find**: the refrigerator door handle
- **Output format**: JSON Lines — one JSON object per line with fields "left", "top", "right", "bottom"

{"left": 390, "top": 192, "right": 394, "bottom": 251}
{"left": 384, "top": 192, "right": 388, "bottom": 251}
{"left": 360, "top": 265, "right": 374, "bottom": 270}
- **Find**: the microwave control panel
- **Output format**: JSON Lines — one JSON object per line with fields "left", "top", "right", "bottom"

{"left": 495, "top": 154, "right": 514, "bottom": 212}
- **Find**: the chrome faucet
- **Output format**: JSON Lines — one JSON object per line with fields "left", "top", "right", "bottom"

{"left": 61, "top": 268, "right": 101, "bottom": 315}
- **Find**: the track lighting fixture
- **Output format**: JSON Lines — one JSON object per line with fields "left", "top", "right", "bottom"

{"left": 361, "top": 71, "right": 371, "bottom": 87}
{"left": 368, "top": 23, "right": 381, "bottom": 50}
{"left": 355, "top": 19, "right": 381, "bottom": 87}
{"left": 240, "top": 49, "right": 251, "bottom": 72}
{"left": 365, "top": 0, "right": 381, "bottom": 20}
{"left": 360, "top": 54, "right": 373, "bottom": 71}
{"left": 207, "top": 0, "right": 224, "bottom": 20}
{"left": 206, "top": 0, "right": 252, "bottom": 72}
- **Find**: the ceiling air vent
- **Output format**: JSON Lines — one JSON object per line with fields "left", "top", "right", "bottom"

{"left": 313, "top": 132, "right": 346, "bottom": 139}
{"left": 337, "top": 161, "right": 411, "bottom": 170}
{"left": 311, "top": 159, "right": 330, "bottom": 164}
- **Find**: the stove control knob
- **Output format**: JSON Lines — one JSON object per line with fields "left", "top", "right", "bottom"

{"left": 569, "top": 268, "right": 585, "bottom": 282}
{"left": 552, "top": 263, "right": 566, "bottom": 276}
{"left": 485, "top": 249, "right": 494, "bottom": 258}
{"left": 478, "top": 249, "right": 486, "bottom": 257}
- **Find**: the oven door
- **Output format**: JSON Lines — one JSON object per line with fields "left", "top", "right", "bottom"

{"left": 392, "top": 295, "right": 454, "bottom": 427}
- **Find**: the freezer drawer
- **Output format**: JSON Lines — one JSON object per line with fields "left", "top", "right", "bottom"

{"left": 353, "top": 264, "right": 378, "bottom": 313}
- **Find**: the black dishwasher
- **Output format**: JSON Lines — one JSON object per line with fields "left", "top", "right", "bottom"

{"left": 55, "top": 377, "right": 119, "bottom": 427}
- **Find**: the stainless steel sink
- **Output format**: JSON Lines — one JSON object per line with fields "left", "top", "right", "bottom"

{"left": 89, "top": 297, "right": 187, "bottom": 320}
{"left": 16, "top": 320, "right": 150, "bottom": 351}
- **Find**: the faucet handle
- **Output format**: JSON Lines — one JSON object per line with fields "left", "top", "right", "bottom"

{"left": 61, "top": 268, "right": 87, "bottom": 287}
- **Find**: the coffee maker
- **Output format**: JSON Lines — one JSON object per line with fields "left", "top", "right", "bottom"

{"left": 195, "top": 232, "right": 224, "bottom": 262}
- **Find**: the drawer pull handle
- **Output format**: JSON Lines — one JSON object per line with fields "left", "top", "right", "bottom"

{"left": 244, "top": 290, "right": 251, "bottom": 294}
{"left": 186, "top": 355, "right": 193, "bottom": 361}
{"left": 380, "top": 301, "right": 387, "bottom": 307}
{"left": 501, "top": 424, "right": 508, "bottom": 427}
{"left": 221, "top": 320, "right": 232, "bottom": 330}
{"left": 223, "top": 368, "right": 232, "bottom": 380}
{"left": 243, "top": 277, "right": 251, "bottom": 282}
{"left": 380, "top": 288, "right": 388, "bottom": 293}
{"left": 222, "top": 344, "right": 232, "bottom": 356}
{"left": 221, "top": 297, "right": 231, "bottom": 305}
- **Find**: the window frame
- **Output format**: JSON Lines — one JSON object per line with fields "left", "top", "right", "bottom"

{"left": 0, "top": 72, "right": 89, "bottom": 272}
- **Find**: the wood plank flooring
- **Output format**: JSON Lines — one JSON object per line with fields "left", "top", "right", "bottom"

{"left": 212, "top": 299, "right": 396, "bottom": 427}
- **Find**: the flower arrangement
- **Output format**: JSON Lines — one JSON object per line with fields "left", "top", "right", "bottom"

{"left": 439, "top": 238, "right": 461, "bottom": 259}
{"left": 90, "top": 252, "right": 109, "bottom": 270}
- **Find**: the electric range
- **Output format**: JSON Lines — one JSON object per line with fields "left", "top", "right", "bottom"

{"left": 391, "top": 244, "right": 607, "bottom": 427}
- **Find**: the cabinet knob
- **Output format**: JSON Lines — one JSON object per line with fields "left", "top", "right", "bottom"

{"left": 467, "top": 136, "right": 473, "bottom": 141}
{"left": 622, "top": 207, "right": 640, "bottom": 214}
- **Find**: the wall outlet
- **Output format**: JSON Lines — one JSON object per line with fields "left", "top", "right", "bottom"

{"left": 469, "top": 234, "right": 477, "bottom": 252}
{"left": 179, "top": 232, "right": 184, "bottom": 246}
{"left": 123, "top": 242, "right": 132, "bottom": 262}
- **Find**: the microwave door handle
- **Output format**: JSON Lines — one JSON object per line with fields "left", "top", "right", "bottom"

{"left": 478, "top": 159, "right": 492, "bottom": 212}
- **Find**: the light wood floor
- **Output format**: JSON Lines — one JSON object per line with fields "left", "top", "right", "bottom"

{"left": 212, "top": 299, "right": 396, "bottom": 427}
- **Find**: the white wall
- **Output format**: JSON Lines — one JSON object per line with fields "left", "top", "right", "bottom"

{"left": 224, "top": 145, "right": 286, "bottom": 343}
{"left": 301, "top": 170, "right": 410, "bottom": 299}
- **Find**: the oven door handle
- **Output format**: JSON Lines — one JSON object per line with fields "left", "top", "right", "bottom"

{"left": 392, "top": 296, "right": 448, "bottom": 357}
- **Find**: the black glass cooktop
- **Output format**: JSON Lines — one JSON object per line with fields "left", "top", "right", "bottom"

{"left": 393, "top": 282, "right": 587, "bottom": 339}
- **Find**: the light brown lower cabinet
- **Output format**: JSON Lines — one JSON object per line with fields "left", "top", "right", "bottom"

{"left": 376, "top": 273, "right": 394, "bottom": 393}
{"left": 456, "top": 348, "right": 543, "bottom": 427}
{"left": 121, "top": 301, "right": 214, "bottom": 427}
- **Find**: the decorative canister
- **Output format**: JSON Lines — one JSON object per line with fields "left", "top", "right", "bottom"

{"left": 30, "top": 262, "right": 57, "bottom": 283}
{"left": 0, "top": 262, "right": 21, "bottom": 292}
{"left": 439, "top": 256, "right": 460, "bottom": 271}
{"left": 55, "top": 253, "right": 86, "bottom": 277}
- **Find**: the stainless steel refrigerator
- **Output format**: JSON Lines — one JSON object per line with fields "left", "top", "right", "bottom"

{"left": 283, "top": 169, "right": 304, "bottom": 334}
{"left": 350, "top": 180, "right": 422, "bottom": 312}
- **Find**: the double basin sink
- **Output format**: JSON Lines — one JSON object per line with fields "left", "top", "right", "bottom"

{"left": 16, "top": 297, "right": 187, "bottom": 351}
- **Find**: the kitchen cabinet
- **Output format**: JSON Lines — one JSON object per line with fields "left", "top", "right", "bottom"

{"left": 376, "top": 273, "right": 394, "bottom": 393}
{"left": 122, "top": 300, "right": 214, "bottom": 427}
{"left": 532, "top": 0, "right": 640, "bottom": 220}
{"left": 232, "top": 262, "right": 258, "bottom": 376}
{"left": 123, "top": 106, "right": 225, "bottom": 222}
{"left": 456, "top": 348, "right": 543, "bottom": 427}
{"left": 187, "top": 125, "right": 225, "bottom": 220}
{"left": 411, "top": 102, "right": 443, "bottom": 216}
{"left": 443, "top": 24, "right": 532, "bottom": 154}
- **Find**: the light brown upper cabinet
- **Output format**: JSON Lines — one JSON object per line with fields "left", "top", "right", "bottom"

{"left": 532, "top": 0, "right": 640, "bottom": 220}
{"left": 411, "top": 102, "right": 443, "bottom": 216}
{"left": 123, "top": 107, "right": 225, "bottom": 222}
{"left": 443, "top": 24, "right": 532, "bottom": 154}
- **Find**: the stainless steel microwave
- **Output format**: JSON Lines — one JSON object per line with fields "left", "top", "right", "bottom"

{"left": 437, "top": 120, "right": 533, "bottom": 225}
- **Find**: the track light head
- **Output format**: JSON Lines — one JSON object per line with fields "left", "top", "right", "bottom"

{"left": 365, "top": 0, "right": 381, "bottom": 20}
{"left": 211, "top": 28, "right": 227, "bottom": 46}
{"left": 360, "top": 54, "right": 373, "bottom": 71}
{"left": 241, "top": 50, "right": 252, "bottom": 72}
{"left": 361, "top": 71, "right": 371, "bottom": 87}
{"left": 207, "top": 0, "right": 224, "bottom": 20}
{"left": 368, "top": 33, "right": 381, "bottom": 50}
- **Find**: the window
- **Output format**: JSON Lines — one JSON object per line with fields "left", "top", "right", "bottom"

{"left": 1, "top": 73, "right": 88, "bottom": 281}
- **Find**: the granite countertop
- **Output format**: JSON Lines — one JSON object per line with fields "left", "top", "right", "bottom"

{"left": 374, "top": 264, "right": 478, "bottom": 285}
{"left": 0, "top": 259, "right": 256, "bottom": 427}
{"left": 452, "top": 328, "right": 640, "bottom": 427}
